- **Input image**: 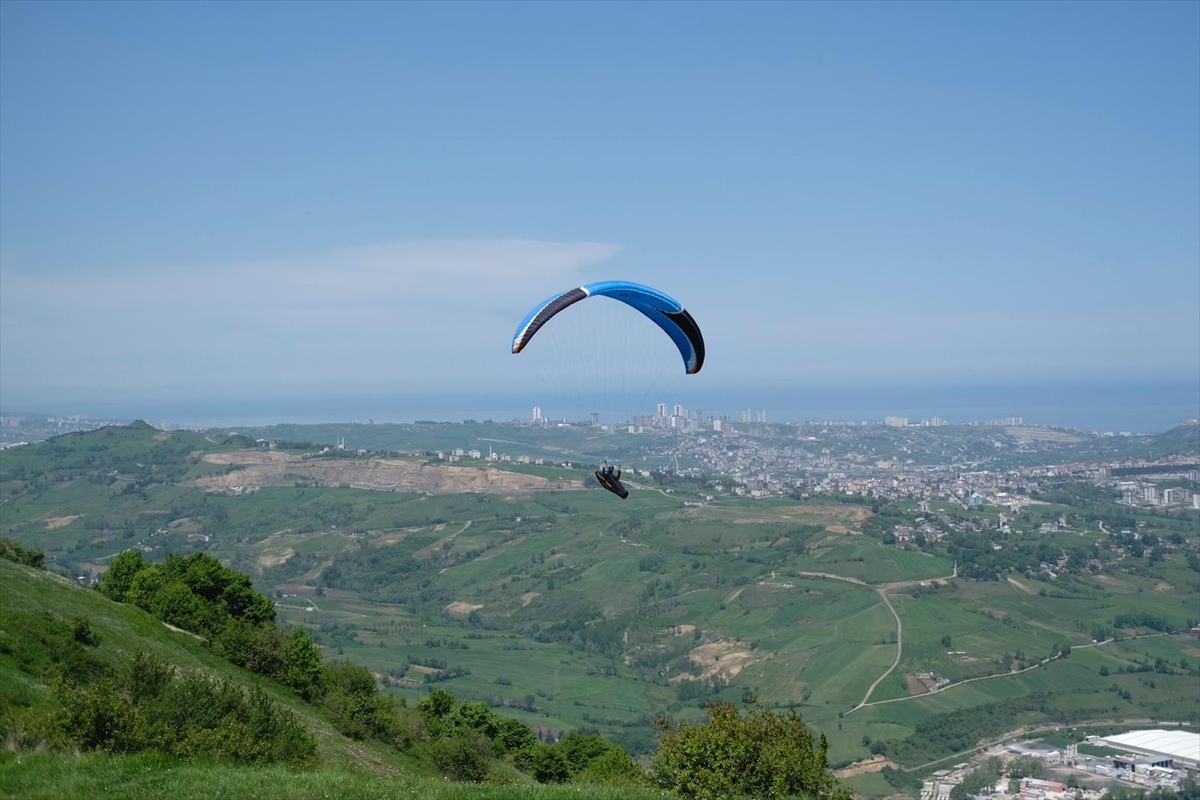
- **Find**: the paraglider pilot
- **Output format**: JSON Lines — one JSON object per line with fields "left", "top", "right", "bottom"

{"left": 595, "top": 461, "right": 628, "bottom": 499}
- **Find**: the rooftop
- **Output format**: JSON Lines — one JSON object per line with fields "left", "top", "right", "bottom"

{"left": 1095, "top": 730, "right": 1200, "bottom": 764}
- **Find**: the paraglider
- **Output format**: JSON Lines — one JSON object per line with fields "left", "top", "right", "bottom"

{"left": 595, "top": 461, "right": 628, "bottom": 499}
{"left": 511, "top": 280, "right": 705, "bottom": 375}
{"left": 512, "top": 280, "right": 705, "bottom": 500}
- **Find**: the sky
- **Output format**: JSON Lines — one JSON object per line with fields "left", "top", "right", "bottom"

{"left": 1, "top": 1, "right": 1198, "bottom": 419}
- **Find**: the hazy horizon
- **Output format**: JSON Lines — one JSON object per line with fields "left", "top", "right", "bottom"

{"left": 5, "top": 378, "right": 1198, "bottom": 434}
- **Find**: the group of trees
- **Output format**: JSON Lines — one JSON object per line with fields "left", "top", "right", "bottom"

{"left": 57, "top": 650, "right": 317, "bottom": 763}
{"left": 0, "top": 600, "right": 315, "bottom": 765}
{"left": 415, "top": 687, "right": 644, "bottom": 786}
{"left": 101, "top": 550, "right": 276, "bottom": 636}
{"left": 71, "top": 546, "right": 858, "bottom": 794}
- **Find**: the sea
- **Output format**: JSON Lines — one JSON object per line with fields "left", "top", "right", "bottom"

{"left": 14, "top": 381, "right": 1198, "bottom": 435}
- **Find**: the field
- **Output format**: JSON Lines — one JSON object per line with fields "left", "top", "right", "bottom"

{"left": 3, "top": 422, "right": 1199, "bottom": 789}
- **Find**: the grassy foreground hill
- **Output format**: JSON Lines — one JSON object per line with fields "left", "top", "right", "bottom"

{"left": 0, "top": 557, "right": 673, "bottom": 800}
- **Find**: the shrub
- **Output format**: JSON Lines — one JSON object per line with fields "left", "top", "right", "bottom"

{"left": 431, "top": 733, "right": 491, "bottom": 782}
{"left": 0, "top": 538, "right": 45, "bottom": 569}
{"left": 652, "top": 696, "right": 851, "bottom": 800}
{"left": 579, "top": 746, "right": 647, "bottom": 786}
{"left": 530, "top": 743, "right": 570, "bottom": 784}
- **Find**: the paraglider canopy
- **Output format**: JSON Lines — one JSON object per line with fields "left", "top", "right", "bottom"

{"left": 511, "top": 280, "right": 705, "bottom": 375}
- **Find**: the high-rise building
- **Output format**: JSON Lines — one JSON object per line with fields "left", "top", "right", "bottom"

{"left": 532, "top": 406, "right": 542, "bottom": 422}
{"left": 674, "top": 404, "right": 685, "bottom": 418}
{"left": 590, "top": 412, "right": 600, "bottom": 426}
{"left": 757, "top": 409, "right": 767, "bottom": 423}
{"left": 741, "top": 409, "right": 751, "bottom": 423}
{"left": 884, "top": 416, "right": 908, "bottom": 428}
{"left": 656, "top": 403, "right": 667, "bottom": 418}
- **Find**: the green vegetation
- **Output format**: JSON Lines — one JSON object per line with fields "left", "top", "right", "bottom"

{"left": 653, "top": 698, "right": 851, "bottom": 800}
{"left": 3, "top": 421, "right": 1199, "bottom": 796}
{"left": 0, "top": 549, "right": 859, "bottom": 799}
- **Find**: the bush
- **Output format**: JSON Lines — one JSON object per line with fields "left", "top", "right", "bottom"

{"left": 0, "top": 538, "right": 45, "bottom": 569}
{"left": 652, "top": 697, "right": 851, "bottom": 800}
{"left": 431, "top": 733, "right": 491, "bottom": 782}
{"left": 530, "top": 743, "right": 570, "bottom": 784}
{"left": 560, "top": 730, "right": 611, "bottom": 773}
{"left": 579, "top": 746, "right": 647, "bottom": 786}
{"left": 56, "top": 651, "right": 316, "bottom": 765}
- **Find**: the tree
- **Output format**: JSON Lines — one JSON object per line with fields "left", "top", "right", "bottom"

{"left": 494, "top": 716, "right": 537, "bottom": 756}
{"left": 652, "top": 697, "right": 852, "bottom": 800}
{"left": 530, "top": 743, "right": 570, "bottom": 784}
{"left": 580, "top": 746, "right": 646, "bottom": 787}
{"left": 282, "top": 628, "right": 325, "bottom": 701}
{"left": 416, "top": 688, "right": 456, "bottom": 737}
{"left": 101, "top": 550, "right": 147, "bottom": 602}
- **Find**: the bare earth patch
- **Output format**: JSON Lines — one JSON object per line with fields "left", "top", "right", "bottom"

{"left": 825, "top": 524, "right": 856, "bottom": 535}
{"left": 667, "top": 624, "right": 697, "bottom": 636}
{"left": 905, "top": 673, "right": 930, "bottom": 696}
{"left": 834, "top": 755, "right": 902, "bottom": 778}
{"left": 43, "top": 515, "right": 83, "bottom": 530}
{"left": 196, "top": 450, "right": 580, "bottom": 494}
{"left": 725, "top": 587, "right": 745, "bottom": 603}
{"left": 1002, "top": 427, "right": 1084, "bottom": 443}
{"left": 1007, "top": 577, "right": 1036, "bottom": 595}
{"left": 446, "top": 601, "right": 484, "bottom": 617}
{"left": 274, "top": 584, "right": 315, "bottom": 597}
{"left": 521, "top": 592, "right": 540, "bottom": 607}
{"left": 257, "top": 548, "right": 295, "bottom": 569}
{"left": 408, "top": 664, "right": 441, "bottom": 675}
{"left": 688, "top": 640, "right": 770, "bottom": 681}
{"left": 1155, "top": 581, "right": 1173, "bottom": 593}
{"left": 787, "top": 505, "right": 871, "bottom": 521}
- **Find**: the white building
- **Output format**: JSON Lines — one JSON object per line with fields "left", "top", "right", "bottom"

{"left": 1092, "top": 729, "right": 1200, "bottom": 771}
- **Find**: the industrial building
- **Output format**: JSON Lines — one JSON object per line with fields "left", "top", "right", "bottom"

{"left": 1090, "top": 729, "right": 1200, "bottom": 771}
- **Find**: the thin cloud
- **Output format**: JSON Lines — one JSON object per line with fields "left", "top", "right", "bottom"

{"left": 0, "top": 238, "right": 621, "bottom": 401}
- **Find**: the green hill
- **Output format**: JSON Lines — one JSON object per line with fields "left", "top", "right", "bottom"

{"left": 4, "top": 421, "right": 1199, "bottom": 798}
{"left": 0, "top": 557, "right": 671, "bottom": 800}
{"left": 1140, "top": 422, "right": 1200, "bottom": 460}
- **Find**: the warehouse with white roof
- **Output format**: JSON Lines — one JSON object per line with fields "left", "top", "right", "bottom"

{"left": 1092, "top": 729, "right": 1200, "bottom": 770}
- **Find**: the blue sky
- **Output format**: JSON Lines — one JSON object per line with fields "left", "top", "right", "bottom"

{"left": 2, "top": 1, "right": 1197, "bottom": 414}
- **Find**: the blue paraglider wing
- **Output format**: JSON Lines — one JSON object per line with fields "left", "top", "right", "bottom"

{"left": 511, "top": 280, "right": 705, "bottom": 374}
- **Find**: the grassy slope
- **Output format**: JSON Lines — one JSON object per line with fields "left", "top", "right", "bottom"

{"left": 0, "top": 560, "right": 669, "bottom": 800}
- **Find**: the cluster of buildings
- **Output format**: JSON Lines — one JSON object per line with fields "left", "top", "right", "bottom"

{"left": 925, "top": 729, "right": 1197, "bottom": 800}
